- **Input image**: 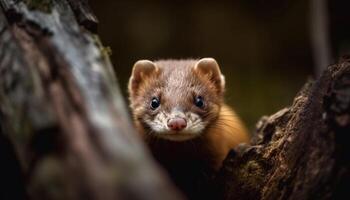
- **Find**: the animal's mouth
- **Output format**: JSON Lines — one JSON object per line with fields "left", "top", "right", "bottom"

{"left": 157, "top": 132, "right": 199, "bottom": 142}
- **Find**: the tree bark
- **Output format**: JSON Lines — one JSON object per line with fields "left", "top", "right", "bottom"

{"left": 217, "top": 57, "right": 350, "bottom": 199}
{"left": 0, "top": 0, "right": 183, "bottom": 200}
{"left": 1, "top": 1, "right": 350, "bottom": 200}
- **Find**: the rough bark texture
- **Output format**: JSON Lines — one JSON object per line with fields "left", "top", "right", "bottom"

{"left": 1, "top": 1, "right": 350, "bottom": 200}
{"left": 0, "top": 0, "right": 182, "bottom": 200}
{"left": 217, "top": 57, "right": 350, "bottom": 200}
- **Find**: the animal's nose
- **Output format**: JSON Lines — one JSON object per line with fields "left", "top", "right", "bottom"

{"left": 167, "top": 118, "right": 187, "bottom": 131}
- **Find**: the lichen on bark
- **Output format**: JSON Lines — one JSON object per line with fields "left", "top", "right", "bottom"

{"left": 24, "top": 0, "right": 53, "bottom": 13}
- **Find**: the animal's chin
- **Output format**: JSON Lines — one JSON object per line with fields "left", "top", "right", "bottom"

{"left": 156, "top": 132, "right": 200, "bottom": 142}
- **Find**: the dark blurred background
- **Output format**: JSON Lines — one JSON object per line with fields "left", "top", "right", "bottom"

{"left": 89, "top": 0, "right": 350, "bottom": 130}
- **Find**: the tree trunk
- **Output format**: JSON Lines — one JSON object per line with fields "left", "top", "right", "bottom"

{"left": 310, "top": 0, "right": 332, "bottom": 76}
{"left": 217, "top": 56, "right": 350, "bottom": 199}
{"left": 0, "top": 0, "right": 183, "bottom": 200}
{"left": 1, "top": 1, "right": 350, "bottom": 200}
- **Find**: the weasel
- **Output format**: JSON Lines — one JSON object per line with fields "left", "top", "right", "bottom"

{"left": 128, "top": 58, "right": 249, "bottom": 198}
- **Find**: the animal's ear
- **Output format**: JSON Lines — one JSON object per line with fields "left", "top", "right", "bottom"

{"left": 128, "top": 60, "right": 158, "bottom": 96}
{"left": 194, "top": 58, "right": 225, "bottom": 94}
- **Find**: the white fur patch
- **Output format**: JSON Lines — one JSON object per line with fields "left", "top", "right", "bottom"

{"left": 145, "top": 110, "right": 207, "bottom": 141}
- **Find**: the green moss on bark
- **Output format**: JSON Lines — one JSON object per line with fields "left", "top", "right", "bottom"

{"left": 24, "top": 0, "right": 53, "bottom": 13}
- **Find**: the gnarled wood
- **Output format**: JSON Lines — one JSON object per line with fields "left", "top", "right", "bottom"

{"left": 218, "top": 57, "right": 350, "bottom": 199}
{"left": 0, "top": 0, "right": 182, "bottom": 199}
{"left": 1, "top": 1, "right": 349, "bottom": 200}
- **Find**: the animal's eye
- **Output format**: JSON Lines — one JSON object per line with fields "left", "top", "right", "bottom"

{"left": 150, "top": 97, "right": 160, "bottom": 109}
{"left": 194, "top": 96, "right": 205, "bottom": 108}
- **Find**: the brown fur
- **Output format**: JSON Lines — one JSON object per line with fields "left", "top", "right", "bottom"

{"left": 128, "top": 59, "right": 249, "bottom": 198}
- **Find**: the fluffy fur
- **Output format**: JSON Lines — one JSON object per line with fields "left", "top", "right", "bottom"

{"left": 128, "top": 58, "right": 250, "bottom": 199}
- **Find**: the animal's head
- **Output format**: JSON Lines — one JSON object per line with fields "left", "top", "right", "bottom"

{"left": 128, "top": 58, "right": 225, "bottom": 141}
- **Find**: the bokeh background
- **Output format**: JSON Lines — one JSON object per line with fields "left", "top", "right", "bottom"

{"left": 89, "top": 0, "right": 350, "bottom": 130}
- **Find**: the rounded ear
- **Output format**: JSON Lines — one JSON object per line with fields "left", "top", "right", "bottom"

{"left": 128, "top": 60, "right": 158, "bottom": 96}
{"left": 194, "top": 58, "right": 225, "bottom": 93}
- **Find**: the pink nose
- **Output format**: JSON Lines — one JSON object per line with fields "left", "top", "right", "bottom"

{"left": 167, "top": 118, "right": 187, "bottom": 131}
